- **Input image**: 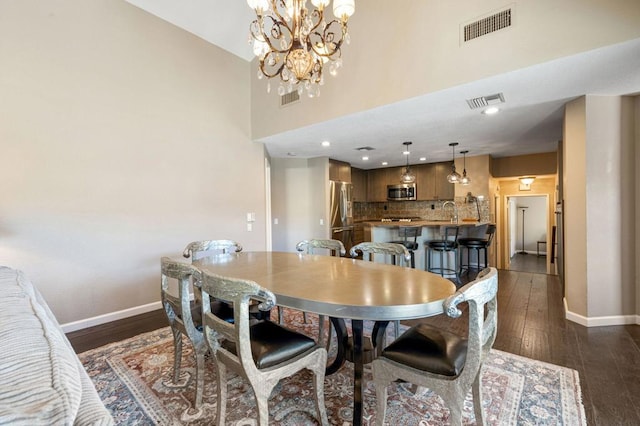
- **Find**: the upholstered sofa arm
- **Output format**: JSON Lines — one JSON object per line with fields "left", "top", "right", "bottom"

{"left": 0, "top": 266, "right": 113, "bottom": 425}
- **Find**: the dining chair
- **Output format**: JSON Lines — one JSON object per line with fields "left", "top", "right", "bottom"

{"left": 160, "top": 257, "right": 207, "bottom": 409}
{"left": 349, "top": 242, "right": 411, "bottom": 347}
{"left": 182, "top": 239, "right": 243, "bottom": 260}
{"left": 350, "top": 241, "right": 411, "bottom": 267}
{"left": 200, "top": 270, "right": 329, "bottom": 426}
{"left": 292, "top": 239, "right": 346, "bottom": 347}
{"left": 183, "top": 239, "right": 271, "bottom": 322}
{"left": 372, "top": 267, "right": 498, "bottom": 426}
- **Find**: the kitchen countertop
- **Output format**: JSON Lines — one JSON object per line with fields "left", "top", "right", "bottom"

{"left": 362, "top": 220, "right": 490, "bottom": 227}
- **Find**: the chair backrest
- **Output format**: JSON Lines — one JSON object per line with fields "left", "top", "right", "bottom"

{"left": 160, "top": 257, "right": 202, "bottom": 338}
{"left": 350, "top": 242, "right": 411, "bottom": 266}
{"left": 441, "top": 226, "right": 460, "bottom": 244}
{"left": 398, "top": 226, "right": 422, "bottom": 244}
{"left": 296, "top": 239, "right": 346, "bottom": 257}
{"left": 485, "top": 224, "right": 497, "bottom": 246}
{"left": 443, "top": 267, "right": 498, "bottom": 375}
{"left": 183, "top": 239, "right": 243, "bottom": 261}
{"left": 199, "top": 269, "right": 275, "bottom": 376}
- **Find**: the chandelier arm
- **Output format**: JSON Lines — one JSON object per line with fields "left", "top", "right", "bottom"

{"left": 259, "top": 53, "right": 286, "bottom": 79}
{"left": 250, "top": 15, "right": 294, "bottom": 55}
{"left": 309, "top": 20, "right": 344, "bottom": 58}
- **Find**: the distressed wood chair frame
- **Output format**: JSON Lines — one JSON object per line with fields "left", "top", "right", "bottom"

{"left": 200, "top": 270, "right": 329, "bottom": 426}
{"left": 372, "top": 267, "right": 498, "bottom": 426}
{"left": 286, "top": 238, "right": 346, "bottom": 346}
{"left": 350, "top": 242, "right": 411, "bottom": 339}
{"left": 160, "top": 257, "right": 207, "bottom": 408}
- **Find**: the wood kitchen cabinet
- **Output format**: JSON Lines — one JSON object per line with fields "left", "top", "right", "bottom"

{"left": 415, "top": 163, "right": 435, "bottom": 200}
{"left": 351, "top": 167, "right": 367, "bottom": 202}
{"left": 415, "top": 162, "right": 454, "bottom": 200}
{"left": 329, "top": 159, "right": 352, "bottom": 182}
{"left": 367, "top": 168, "right": 391, "bottom": 202}
{"left": 434, "top": 162, "right": 455, "bottom": 200}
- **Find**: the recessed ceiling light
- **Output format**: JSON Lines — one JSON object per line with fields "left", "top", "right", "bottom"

{"left": 419, "top": 157, "right": 427, "bottom": 161}
{"left": 483, "top": 106, "right": 500, "bottom": 115}
{"left": 381, "top": 161, "right": 388, "bottom": 166}
{"left": 362, "top": 156, "right": 369, "bottom": 161}
{"left": 321, "top": 140, "right": 330, "bottom": 147}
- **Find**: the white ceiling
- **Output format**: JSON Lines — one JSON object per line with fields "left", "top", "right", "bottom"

{"left": 125, "top": 0, "right": 640, "bottom": 169}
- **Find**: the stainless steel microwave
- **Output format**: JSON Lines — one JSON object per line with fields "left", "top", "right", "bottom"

{"left": 387, "top": 183, "right": 416, "bottom": 201}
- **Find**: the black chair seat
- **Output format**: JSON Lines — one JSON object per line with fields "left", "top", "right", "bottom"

{"left": 389, "top": 240, "right": 419, "bottom": 251}
{"left": 222, "top": 320, "right": 317, "bottom": 369}
{"left": 426, "top": 240, "right": 458, "bottom": 251}
{"left": 458, "top": 238, "right": 490, "bottom": 248}
{"left": 381, "top": 323, "right": 468, "bottom": 377}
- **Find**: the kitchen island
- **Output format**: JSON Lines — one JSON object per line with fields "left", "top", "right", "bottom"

{"left": 362, "top": 220, "right": 492, "bottom": 271}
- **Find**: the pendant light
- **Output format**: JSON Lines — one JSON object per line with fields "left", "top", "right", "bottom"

{"left": 460, "top": 150, "right": 471, "bottom": 185}
{"left": 400, "top": 141, "right": 416, "bottom": 183}
{"left": 446, "top": 142, "right": 461, "bottom": 184}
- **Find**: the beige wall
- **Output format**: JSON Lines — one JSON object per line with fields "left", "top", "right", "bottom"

{"left": 491, "top": 153, "right": 558, "bottom": 178}
{"left": 563, "top": 97, "right": 588, "bottom": 317}
{"left": 636, "top": 96, "right": 640, "bottom": 317}
{"left": 270, "top": 157, "right": 330, "bottom": 252}
{"left": 454, "top": 155, "right": 491, "bottom": 200}
{"left": 563, "top": 95, "right": 638, "bottom": 323}
{"left": 250, "top": 0, "right": 640, "bottom": 140}
{"left": 0, "top": 1, "right": 267, "bottom": 326}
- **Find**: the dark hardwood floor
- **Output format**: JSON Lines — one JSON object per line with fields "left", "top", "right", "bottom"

{"left": 67, "top": 269, "right": 640, "bottom": 425}
{"left": 508, "top": 252, "right": 548, "bottom": 274}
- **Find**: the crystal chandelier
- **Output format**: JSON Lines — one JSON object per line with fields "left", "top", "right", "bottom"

{"left": 247, "top": 0, "right": 355, "bottom": 97}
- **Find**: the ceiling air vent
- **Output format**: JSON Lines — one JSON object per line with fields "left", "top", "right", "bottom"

{"left": 466, "top": 93, "right": 505, "bottom": 110}
{"left": 462, "top": 6, "right": 513, "bottom": 43}
{"left": 280, "top": 90, "right": 300, "bottom": 107}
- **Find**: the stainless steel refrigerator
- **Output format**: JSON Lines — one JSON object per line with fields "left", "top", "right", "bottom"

{"left": 330, "top": 180, "right": 354, "bottom": 254}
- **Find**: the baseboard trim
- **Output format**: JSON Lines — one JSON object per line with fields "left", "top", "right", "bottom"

{"left": 564, "top": 298, "right": 640, "bottom": 327}
{"left": 61, "top": 301, "right": 162, "bottom": 333}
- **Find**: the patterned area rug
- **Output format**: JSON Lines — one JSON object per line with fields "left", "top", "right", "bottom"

{"left": 78, "top": 309, "right": 586, "bottom": 425}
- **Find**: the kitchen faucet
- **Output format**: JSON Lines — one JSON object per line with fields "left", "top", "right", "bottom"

{"left": 442, "top": 200, "right": 458, "bottom": 223}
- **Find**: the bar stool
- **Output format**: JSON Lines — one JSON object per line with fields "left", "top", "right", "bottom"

{"left": 388, "top": 225, "right": 422, "bottom": 268}
{"left": 425, "top": 226, "right": 460, "bottom": 283}
{"left": 458, "top": 224, "right": 496, "bottom": 275}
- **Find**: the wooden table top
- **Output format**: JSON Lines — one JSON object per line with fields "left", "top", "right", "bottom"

{"left": 194, "top": 251, "right": 456, "bottom": 321}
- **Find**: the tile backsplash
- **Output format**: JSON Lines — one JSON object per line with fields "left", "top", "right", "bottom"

{"left": 354, "top": 198, "right": 491, "bottom": 222}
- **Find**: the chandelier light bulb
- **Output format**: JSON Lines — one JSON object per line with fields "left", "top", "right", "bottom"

{"left": 333, "top": 0, "right": 355, "bottom": 19}
{"left": 247, "top": 0, "right": 269, "bottom": 11}
{"left": 311, "top": 0, "right": 330, "bottom": 8}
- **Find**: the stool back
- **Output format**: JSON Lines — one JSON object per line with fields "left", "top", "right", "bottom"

{"left": 441, "top": 226, "right": 460, "bottom": 246}
{"left": 398, "top": 226, "right": 421, "bottom": 244}
{"left": 485, "top": 224, "right": 496, "bottom": 246}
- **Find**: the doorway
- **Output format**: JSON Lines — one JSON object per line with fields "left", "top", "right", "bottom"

{"left": 507, "top": 195, "right": 548, "bottom": 274}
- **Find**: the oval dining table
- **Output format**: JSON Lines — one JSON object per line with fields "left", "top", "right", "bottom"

{"left": 194, "top": 251, "right": 456, "bottom": 426}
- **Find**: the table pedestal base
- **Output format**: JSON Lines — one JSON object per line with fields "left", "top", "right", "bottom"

{"left": 327, "top": 318, "right": 389, "bottom": 426}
